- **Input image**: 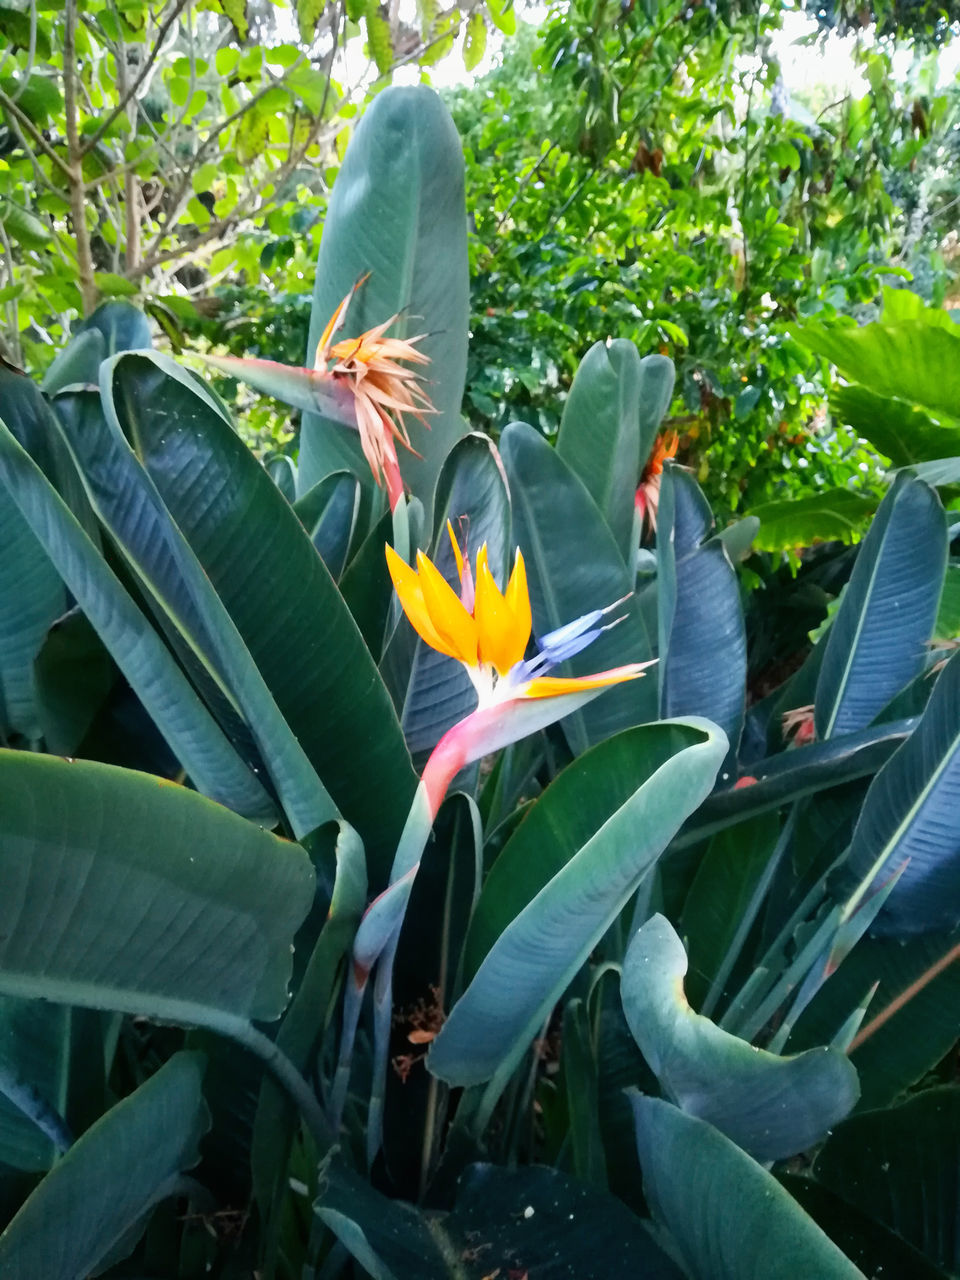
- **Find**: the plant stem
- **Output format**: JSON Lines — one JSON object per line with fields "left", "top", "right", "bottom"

{"left": 233, "top": 1020, "right": 333, "bottom": 1150}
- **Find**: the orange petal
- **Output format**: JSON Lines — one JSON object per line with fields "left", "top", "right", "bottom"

{"left": 416, "top": 550, "right": 478, "bottom": 665}
{"left": 523, "top": 662, "right": 653, "bottom": 699}
{"left": 385, "top": 545, "right": 458, "bottom": 659}
{"left": 447, "top": 519, "right": 465, "bottom": 583}
{"left": 474, "top": 544, "right": 528, "bottom": 675}
{"left": 504, "top": 549, "right": 532, "bottom": 660}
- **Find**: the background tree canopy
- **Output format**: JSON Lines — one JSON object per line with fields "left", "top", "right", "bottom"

{"left": 1, "top": 0, "right": 958, "bottom": 514}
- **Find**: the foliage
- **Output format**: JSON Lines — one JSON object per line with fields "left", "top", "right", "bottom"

{"left": 446, "top": 13, "right": 959, "bottom": 517}
{"left": 0, "top": 83, "right": 958, "bottom": 1280}
{"left": 0, "top": 0, "right": 508, "bottom": 374}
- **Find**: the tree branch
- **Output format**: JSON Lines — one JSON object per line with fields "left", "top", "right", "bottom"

{"left": 80, "top": 0, "right": 190, "bottom": 155}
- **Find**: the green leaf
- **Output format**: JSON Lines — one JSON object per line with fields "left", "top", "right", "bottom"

{"left": 463, "top": 722, "right": 702, "bottom": 981}
{"left": 746, "top": 489, "right": 878, "bottom": 552}
{"left": 561, "top": 997, "right": 607, "bottom": 1187}
{"left": 621, "top": 915, "right": 859, "bottom": 1161}
{"left": 65, "top": 367, "right": 334, "bottom": 838}
{"left": 0, "top": 451, "right": 64, "bottom": 741}
{"left": 301, "top": 87, "right": 470, "bottom": 526}
{"left": 0, "top": 751, "right": 313, "bottom": 1025}
{"left": 796, "top": 316, "right": 960, "bottom": 424}
{"left": 316, "top": 1157, "right": 683, "bottom": 1279}
{"left": 0, "top": 1000, "right": 75, "bottom": 1171}
{"left": 485, "top": 0, "right": 516, "bottom": 34}
{"left": 0, "top": 202, "right": 51, "bottom": 250}
{"left": 0, "top": 413, "right": 277, "bottom": 823}
{"left": 500, "top": 422, "right": 657, "bottom": 754}
{"left": 815, "top": 473, "right": 946, "bottom": 740}
{"left": 0, "top": 73, "right": 62, "bottom": 124}
{"left": 657, "top": 465, "right": 746, "bottom": 750}
{"left": 631, "top": 1096, "right": 866, "bottom": 1279}
{"left": 428, "top": 718, "right": 726, "bottom": 1092}
{"left": 366, "top": 11, "right": 393, "bottom": 73}
{"left": 830, "top": 386, "right": 960, "bottom": 468}
{"left": 814, "top": 1087, "right": 960, "bottom": 1274}
{"left": 679, "top": 812, "right": 780, "bottom": 1009}
{"left": 781, "top": 1174, "right": 950, "bottom": 1280}
{"left": 101, "top": 351, "right": 416, "bottom": 878}
{"left": 252, "top": 822, "right": 366, "bottom": 1259}
{"left": 220, "top": 0, "right": 248, "bottom": 38}
{"left": 463, "top": 10, "right": 487, "bottom": 69}
{"left": 0, "top": 1053, "right": 209, "bottom": 1279}
{"left": 837, "top": 650, "right": 960, "bottom": 935}
{"left": 792, "top": 928, "right": 960, "bottom": 1110}
{"left": 556, "top": 339, "right": 643, "bottom": 556}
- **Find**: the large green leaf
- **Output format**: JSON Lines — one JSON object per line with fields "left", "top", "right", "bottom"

{"left": 100, "top": 351, "right": 417, "bottom": 876}
{"left": 679, "top": 811, "right": 780, "bottom": 1009}
{"left": 746, "top": 489, "right": 877, "bottom": 552}
{"left": 657, "top": 465, "right": 746, "bottom": 750}
{"left": 54, "top": 374, "right": 333, "bottom": 839}
{"left": 463, "top": 722, "right": 703, "bottom": 981}
{"left": 631, "top": 1096, "right": 866, "bottom": 1279}
{"left": 0, "top": 1000, "right": 75, "bottom": 1171}
{"left": 316, "top": 1158, "right": 683, "bottom": 1279}
{"left": 814, "top": 1088, "right": 960, "bottom": 1274}
{"left": 830, "top": 385, "right": 960, "bottom": 468}
{"left": 556, "top": 339, "right": 643, "bottom": 555}
{"left": 621, "top": 915, "right": 859, "bottom": 1161}
{"left": 837, "top": 650, "right": 960, "bottom": 935}
{"left": 0, "top": 474, "right": 64, "bottom": 742}
{"left": 0, "top": 1052, "right": 208, "bottom": 1280}
{"left": 0, "top": 415, "right": 276, "bottom": 823}
{"left": 782, "top": 1174, "right": 950, "bottom": 1280}
{"left": 797, "top": 316, "right": 960, "bottom": 424}
{"left": 428, "top": 718, "right": 726, "bottom": 1092}
{"left": 0, "top": 751, "right": 313, "bottom": 1026}
{"left": 300, "top": 86, "right": 469, "bottom": 522}
{"left": 791, "top": 927, "right": 960, "bottom": 1111}
{"left": 499, "top": 421, "right": 658, "bottom": 754}
{"left": 815, "top": 473, "right": 946, "bottom": 740}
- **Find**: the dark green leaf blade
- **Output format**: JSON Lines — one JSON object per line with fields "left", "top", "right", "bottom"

{"left": 0, "top": 1052, "right": 208, "bottom": 1280}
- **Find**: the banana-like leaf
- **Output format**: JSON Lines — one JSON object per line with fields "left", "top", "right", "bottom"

{"left": 499, "top": 421, "right": 658, "bottom": 754}
{"left": 838, "top": 650, "right": 960, "bottom": 935}
{"left": 428, "top": 718, "right": 726, "bottom": 1093}
{"left": 293, "top": 471, "right": 362, "bottom": 579}
{"left": 782, "top": 1174, "right": 951, "bottom": 1280}
{"left": 556, "top": 339, "right": 643, "bottom": 556}
{"left": 815, "top": 473, "right": 946, "bottom": 740}
{"left": 631, "top": 1096, "right": 866, "bottom": 1279}
{"left": 462, "top": 721, "right": 705, "bottom": 981}
{"left": 384, "top": 433, "right": 511, "bottom": 761}
{"left": 621, "top": 916, "right": 859, "bottom": 1161}
{"left": 0, "top": 416, "right": 276, "bottom": 823}
{"left": 637, "top": 354, "right": 676, "bottom": 461}
{"left": 0, "top": 470, "right": 64, "bottom": 742}
{"left": 0, "top": 1052, "right": 208, "bottom": 1279}
{"left": 746, "top": 489, "right": 877, "bottom": 552}
{"left": 54, "top": 374, "right": 333, "bottom": 838}
{"left": 674, "top": 715, "right": 916, "bottom": 849}
{"left": 0, "top": 999, "right": 74, "bottom": 1171}
{"left": 0, "top": 751, "right": 314, "bottom": 1025}
{"left": 252, "top": 822, "right": 366, "bottom": 1248}
{"left": 316, "top": 1157, "right": 683, "bottom": 1280}
{"left": 657, "top": 465, "right": 746, "bottom": 751}
{"left": 831, "top": 385, "right": 960, "bottom": 468}
{"left": 300, "top": 86, "right": 469, "bottom": 524}
{"left": 797, "top": 315, "right": 960, "bottom": 424}
{"left": 813, "top": 1087, "right": 960, "bottom": 1274}
{"left": 98, "top": 351, "right": 416, "bottom": 871}
{"left": 791, "top": 927, "right": 960, "bottom": 1111}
